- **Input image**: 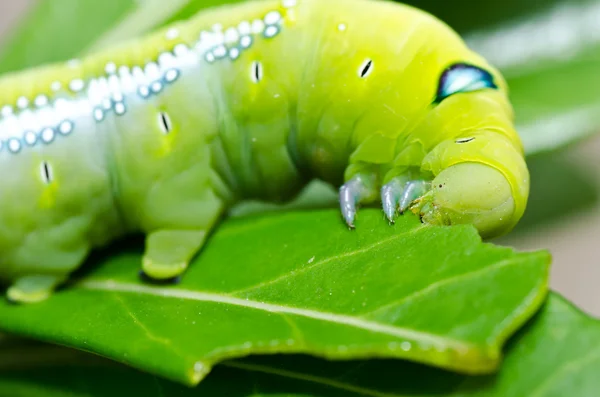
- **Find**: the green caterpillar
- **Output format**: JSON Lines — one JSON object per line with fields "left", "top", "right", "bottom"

{"left": 0, "top": 0, "right": 529, "bottom": 303}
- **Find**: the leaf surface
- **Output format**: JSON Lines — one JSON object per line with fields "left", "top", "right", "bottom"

{"left": 1, "top": 294, "right": 597, "bottom": 397}
{"left": 0, "top": 210, "right": 549, "bottom": 386}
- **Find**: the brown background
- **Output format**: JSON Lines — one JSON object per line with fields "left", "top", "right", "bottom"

{"left": 0, "top": 1, "right": 32, "bottom": 44}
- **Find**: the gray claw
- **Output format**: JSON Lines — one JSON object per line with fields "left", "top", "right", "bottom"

{"left": 339, "top": 175, "right": 376, "bottom": 228}
{"left": 399, "top": 180, "right": 430, "bottom": 213}
{"left": 380, "top": 178, "right": 430, "bottom": 222}
{"left": 340, "top": 181, "right": 359, "bottom": 228}
{"left": 381, "top": 178, "right": 407, "bottom": 223}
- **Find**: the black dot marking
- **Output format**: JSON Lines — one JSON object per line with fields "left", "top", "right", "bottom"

{"left": 251, "top": 61, "right": 263, "bottom": 83}
{"left": 158, "top": 112, "right": 172, "bottom": 134}
{"left": 456, "top": 137, "right": 475, "bottom": 144}
{"left": 439, "top": 184, "right": 443, "bottom": 188}
{"left": 359, "top": 59, "right": 373, "bottom": 78}
{"left": 40, "top": 161, "right": 52, "bottom": 184}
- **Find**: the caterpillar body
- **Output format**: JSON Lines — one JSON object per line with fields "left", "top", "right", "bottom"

{"left": 0, "top": 0, "right": 529, "bottom": 303}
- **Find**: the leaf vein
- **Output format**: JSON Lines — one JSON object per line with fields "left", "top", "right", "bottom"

{"left": 360, "top": 257, "right": 522, "bottom": 318}
{"left": 78, "top": 279, "right": 474, "bottom": 353}
{"left": 112, "top": 293, "right": 186, "bottom": 358}
{"left": 228, "top": 226, "right": 426, "bottom": 296}
{"left": 222, "top": 361, "right": 403, "bottom": 397}
{"left": 279, "top": 312, "right": 308, "bottom": 347}
{"left": 529, "top": 344, "right": 600, "bottom": 397}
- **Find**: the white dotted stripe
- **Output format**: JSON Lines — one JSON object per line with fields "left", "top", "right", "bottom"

{"left": 41, "top": 127, "right": 55, "bottom": 143}
{"left": 0, "top": 2, "right": 297, "bottom": 154}
{"left": 165, "top": 28, "right": 179, "bottom": 40}
{"left": 24, "top": 131, "right": 37, "bottom": 146}
{"left": 201, "top": 3, "right": 291, "bottom": 63}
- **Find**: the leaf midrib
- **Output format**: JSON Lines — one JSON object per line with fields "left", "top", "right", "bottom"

{"left": 77, "top": 279, "right": 474, "bottom": 352}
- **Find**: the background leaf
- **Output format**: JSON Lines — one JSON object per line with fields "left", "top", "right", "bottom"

{"left": 1, "top": 294, "right": 598, "bottom": 397}
{"left": 0, "top": 0, "right": 247, "bottom": 74}
{"left": 0, "top": 210, "right": 550, "bottom": 386}
{"left": 0, "top": 0, "right": 136, "bottom": 73}
{"left": 461, "top": 0, "right": 600, "bottom": 155}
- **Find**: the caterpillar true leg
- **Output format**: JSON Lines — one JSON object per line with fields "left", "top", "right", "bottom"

{"left": 381, "top": 177, "right": 408, "bottom": 222}
{"left": 142, "top": 229, "right": 208, "bottom": 280}
{"left": 381, "top": 177, "right": 430, "bottom": 223}
{"left": 7, "top": 275, "right": 67, "bottom": 303}
{"left": 339, "top": 174, "right": 378, "bottom": 228}
{"left": 399, "top": 181, "right": 430, "bottom": 214}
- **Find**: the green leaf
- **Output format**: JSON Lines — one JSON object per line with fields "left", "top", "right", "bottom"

{"left": 84, "top": 0, "right": 194, "bottom": 54}
{"left": 81, "top": 0, "right": 249, "bottom": 53}
{"left": 0, "top": 210, "right": 549, "bottom": 386}
{"left": 462, "top": 0, "right": 600, "bottom": 155}
{"left": 508, "top": 52, "right": 600, "bottom": 155}
{"left": 0, "top": 0, "right": 136, "bottom": 73}
{"left": 0, "top": 0, "right": 244, "bottom": 73}
{"left": 401, "top": 0, "right": 570, "bottom": 34}
{"left": 159, "top": 0, "right": 249, "bottom": 28}
{"left": 1, "top": 293, "right": 598, "bottom": 396}
{"left": 0, "top": 0, "right": 234, "bottom": 71}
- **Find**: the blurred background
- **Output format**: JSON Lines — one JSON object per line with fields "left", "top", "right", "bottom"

{"left": 1, "top": 0, "right": 599, "bottom": 315}
{"left": 0, "top": 2, "right": 30, "bottom": 40}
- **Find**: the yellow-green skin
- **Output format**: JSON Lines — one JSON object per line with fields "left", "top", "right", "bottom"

{"left": 0, "top": 0, "right": 529, "bottom": 303}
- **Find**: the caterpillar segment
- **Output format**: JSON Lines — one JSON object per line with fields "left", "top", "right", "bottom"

{"left": 0, "top": 0, "right": 528, "bottom": 303}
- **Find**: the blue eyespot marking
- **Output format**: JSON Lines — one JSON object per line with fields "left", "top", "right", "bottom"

{"left": 434, "top": 63, "right": 498, "bottom": 104}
